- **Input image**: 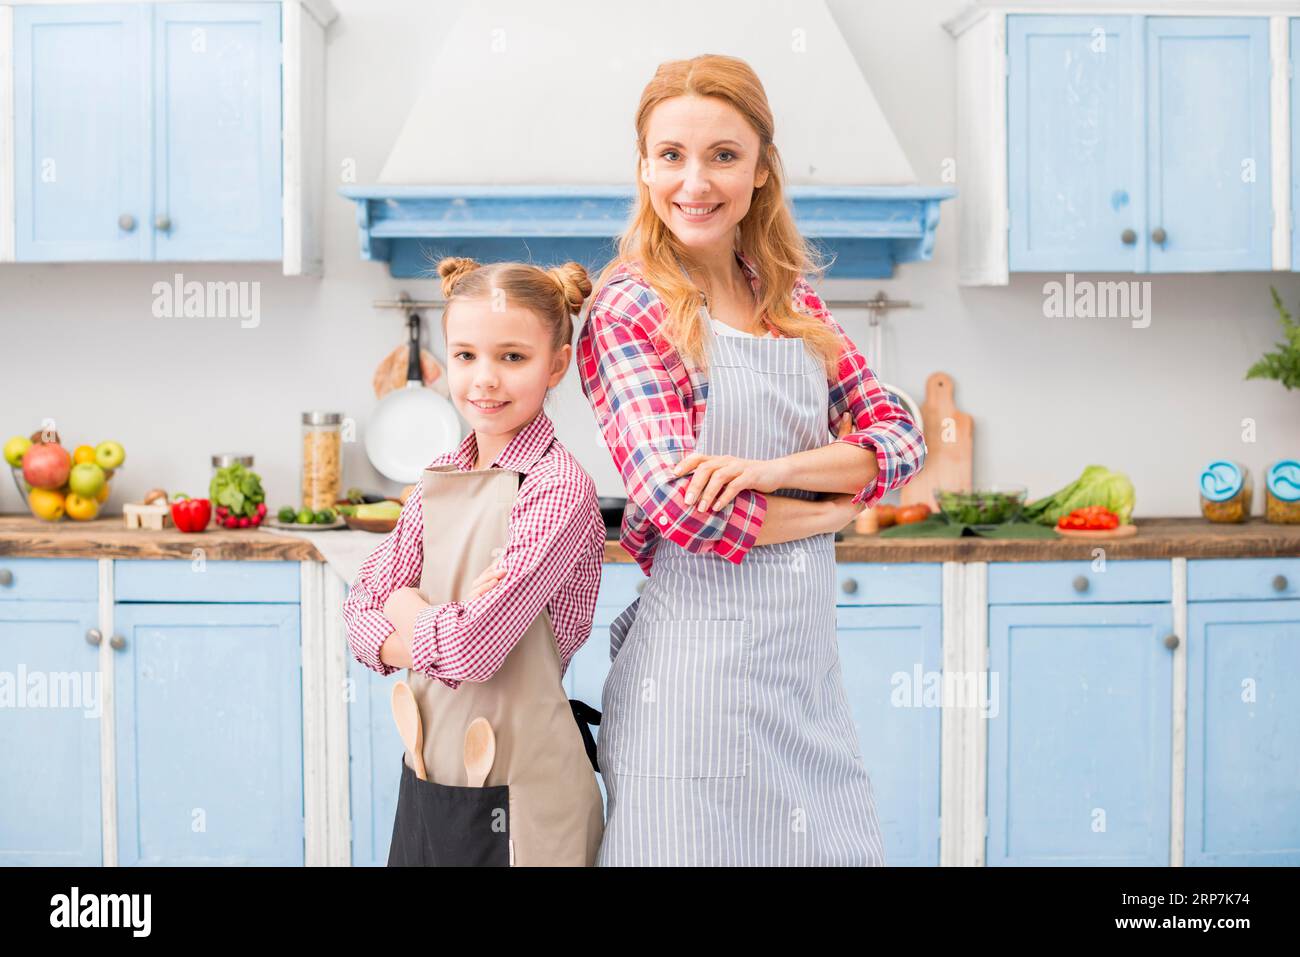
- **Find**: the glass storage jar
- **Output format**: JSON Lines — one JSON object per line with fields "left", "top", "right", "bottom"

{"left": 302, "top": 412, "right": 343, "bottom": 511}
{"left": 1199, "top": 459, "right": 1252, "bottom": 523}
{"left": 1265, "top": 459, "right": 1300, "bottom": 524}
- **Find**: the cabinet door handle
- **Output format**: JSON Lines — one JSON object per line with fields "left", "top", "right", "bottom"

{"left": 155, "top": 214, "right": 171, "bottom": 232}
{"left": 86, "top": 629, "right": 102, "bottom": 646}
{"left": 1151, "top": 227, "right": 1167, "bottom": 245}
{"left": 1273, "top": 575, "right": 1288, "bottom": 592}
{"left": 1163, "top": 633, "right": 1180, "bottom": 650}
{"left": 1121, "top": 228, "right": 1136, "bottom": 245}
{"left": 841, "top": 578, "right": 859, "bottom": 595}
{"left": 109, "top": 635, "right": 126, "bottom": 651}
{"left": 0, "top": 568, "right": 12, "bottom": 586}
{"left": 118, "top": 213, "right": 136, "bottom": 232}
{"left": 1072, "top": 575, "right": 1089, "bottom": 593}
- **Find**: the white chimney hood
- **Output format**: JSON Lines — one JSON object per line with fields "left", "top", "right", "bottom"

{"left": 342, "top": 0, "right": 952, "bottom": 278}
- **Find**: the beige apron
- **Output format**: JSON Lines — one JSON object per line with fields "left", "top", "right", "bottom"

{"left": 394, "top": 463, "right": 603, "bottom": 867}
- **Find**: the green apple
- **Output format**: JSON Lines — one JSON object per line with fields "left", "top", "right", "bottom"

{"left": 3, "top": 435, "right": 31, "bottom": 468}
{"left": 68, "top": 462, "right": 106, "bottom": 498}
{"left": 94, "top": 440, "right": 126, "bottom": 471}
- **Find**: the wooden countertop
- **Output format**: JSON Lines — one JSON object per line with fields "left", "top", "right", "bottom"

{"left": 2, "top": 514, "right": 1299, "bottom": 564}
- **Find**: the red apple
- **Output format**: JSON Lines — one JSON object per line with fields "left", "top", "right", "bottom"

{"left": 22, "top": 443, "right": 71, "bottom": 490}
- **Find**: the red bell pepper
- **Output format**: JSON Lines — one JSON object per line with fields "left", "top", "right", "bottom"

{"left": 170, "top": 493, "right": 211, "bottom": 533}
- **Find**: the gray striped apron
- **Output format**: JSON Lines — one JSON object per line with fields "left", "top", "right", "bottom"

{"left": 596, "top": 295, "right": 887, "bottom": 866}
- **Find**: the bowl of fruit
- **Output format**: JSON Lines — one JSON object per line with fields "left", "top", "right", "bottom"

{"left": 5, "top": 430, "right": 126, "bottom": 522}
{"left": 935, "top": 485, "right": 1028, "bottom": 526}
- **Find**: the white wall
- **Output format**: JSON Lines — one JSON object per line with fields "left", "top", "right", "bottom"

{"left": 1, "top": 0, "right": 1297, "bottom": 520}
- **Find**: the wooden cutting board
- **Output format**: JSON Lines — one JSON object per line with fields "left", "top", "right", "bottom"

{"left": 900, "top": 371, "right": 971, "bottom": 512}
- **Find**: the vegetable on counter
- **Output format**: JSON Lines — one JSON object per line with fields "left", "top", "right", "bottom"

{"left": 936, "top": 487, "right": 1026, "bottom": 525}
{"left": 1056, "top": 505, "right": 1120, "bottom": 531}
{"left": 169, "top": 493, "right": 211, "bottom": 533}
{"left": 210, "top": 462, "right": 267, "bottom": 528}
{"left": 1022, "top": 466, "right": 1135, "bottom": 527}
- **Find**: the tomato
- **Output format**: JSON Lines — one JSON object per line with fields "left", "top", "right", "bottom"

{"left": 896, "top": 504, "right": 931, "bottom": 525}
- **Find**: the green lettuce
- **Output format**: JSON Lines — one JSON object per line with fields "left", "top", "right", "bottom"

{"left": 1021, "top": 465, "right": 1135, "bottom": 526}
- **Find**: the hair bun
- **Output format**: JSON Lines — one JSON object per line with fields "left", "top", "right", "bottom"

{"left": 437, "top": 256, "right": 481, "bottom": 298}
{"left": 547, "top": 262, "right": 593, "bottom": 315}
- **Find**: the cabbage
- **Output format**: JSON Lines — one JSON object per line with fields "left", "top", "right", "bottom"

{"left": 1022, "top": 465, "right": 1135, "bottom": 526}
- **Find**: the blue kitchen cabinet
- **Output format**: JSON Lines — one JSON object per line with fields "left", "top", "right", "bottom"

{"left": 1146, "top": 17, "right": 1271, "bottom": 271}
{"left": 112, "top": 560, "right": 302, "bottom": 866}
{"left": 986, "top": 561, "right": 1174, "bottom": 866}
{"left": 835, "top": 562, "right": 943, "bottom": 868}
{"left": 13, "top": 4, "right": 150, "bottom": 261}
{"left": 0, "top": 559, "right": 102, "bottom": 866}
{"left": 12, "top": 2, "right": 282, "bottom": 263}
{"left": 1007, "top": 15, "right": 1142, "bottom": 272}
{"left": 152, "top": 2, "right": 282, "bottom": 261}
{"left": 1007, "top": 14, "right": 1272, "bottom": 273}
{"left": 1185, "top": 559, "right": 1300, "bottom": 866}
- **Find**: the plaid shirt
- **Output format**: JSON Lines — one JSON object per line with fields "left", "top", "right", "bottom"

{"left": 341, "top": 411, "right": 605, "bottom": 689}
{"left": 576, "top": 249, "right": 926, "bottom": 575}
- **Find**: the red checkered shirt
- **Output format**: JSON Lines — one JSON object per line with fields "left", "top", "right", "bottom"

{"left": 341, "top": 411, "right": 605, "bottom": 689}
{"left": 576, "top": 249, "right": 927, "bottom": 575}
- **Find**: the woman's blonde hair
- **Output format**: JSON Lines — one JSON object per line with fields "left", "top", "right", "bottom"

{"left": 593, "top": 53, "right": 841, "bottom": 375}
{"left": 436, "top": 257, "right": 592, "bottom": 351}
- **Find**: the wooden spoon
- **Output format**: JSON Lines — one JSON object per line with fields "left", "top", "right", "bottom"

{"left": 391, "top": 681, "right": 427, "bottom": 781}
{"left": 464, "top": 717, "right": 496, "bottom": 787}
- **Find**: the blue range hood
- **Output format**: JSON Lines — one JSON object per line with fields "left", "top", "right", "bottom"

{"left": 340, "top": 184, "right": 954, "bottom": 280}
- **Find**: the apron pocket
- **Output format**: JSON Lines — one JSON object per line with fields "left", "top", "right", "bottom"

{"left": 387, "top": 756, "right": 511, "bottom": 866}
{"left": 611, "top": 617, "right": 751, "bottom": 779}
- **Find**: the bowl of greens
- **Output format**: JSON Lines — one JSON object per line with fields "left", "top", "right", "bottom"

{"left": 935, "top": 485, "right": 1027, "bottom": 525}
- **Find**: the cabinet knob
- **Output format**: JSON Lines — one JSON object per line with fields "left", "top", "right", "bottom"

{"left": 109, "top": 635, "right": 126, "bottom": 651}
{"left": 1121, "top": 228, "right": 1136, "bottom": 245}
{"left": 1151, "top": 227, "right": 1167, "bottom": 245}
{"left": 1072, "top": 575, "right": 1089, "bottom": 593}
{"left": 635, "top": 579, "right": 646, "bottom": 594}
{"left": 0, "top": 568, "right": 12, "bottom": 586}
{"left": 155, "top": 214, "right": 171, "bottom": 232}
{"left": 85, "top": 629, "right": 102, "bottom": 646}
{"left": 118, "top": 213, "right": 136, "bottom": 232}
{"left": 1163, "top": 633, "right": 1180, "bottom": 650}
{"left": 1273, "top": 575, "right": 1288, "bottom": 593}
{"left": 841, "top": 578, "right": 859, "bottom": 595}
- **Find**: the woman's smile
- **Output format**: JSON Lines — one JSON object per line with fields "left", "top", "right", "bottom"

{"left": 469, "top": 398, "right": 511, "bottom": 414}
{"left": 674, "top": 201, "right": 724, "bottom": 222}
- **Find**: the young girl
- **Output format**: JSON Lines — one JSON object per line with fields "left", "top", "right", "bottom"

{"left": 342, "top": 256, "right": 607, "bottom": 867}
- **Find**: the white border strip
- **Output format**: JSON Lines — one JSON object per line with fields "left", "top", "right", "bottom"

{"left": 98, "top": 559, "right": 117, "bottom": 867}
{"left": 1170, "top": 557, "right": 1188, "bottom": 867}
{"left": 1271, "top": 17, "right": 1292, "bottom": 270}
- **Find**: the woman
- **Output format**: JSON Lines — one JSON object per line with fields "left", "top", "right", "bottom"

{"left": 575, "top": 54, "right": 927, "bottom": 866}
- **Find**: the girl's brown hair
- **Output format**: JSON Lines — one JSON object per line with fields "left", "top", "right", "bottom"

{"left": 592, "top": 53, "right": 841, "bottom": 376}
{"left": 436, "top": 257, "right": 592, "bottom": 351}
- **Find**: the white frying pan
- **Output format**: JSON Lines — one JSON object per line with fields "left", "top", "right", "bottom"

{"left": 364, "top": 311, "right": 462, "bottom": 483}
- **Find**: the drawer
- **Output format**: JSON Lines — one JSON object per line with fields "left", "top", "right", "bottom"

{"left": 835, "top": 563, "right": 942, "bottom": 606}
{"left": 114, "top": 560, "right": 300, "bottom": 603}
{"left": 1188, "top": 558, "right": 1300, "bottom": 602}
{"left": 0, "top": 557, "right": 98, "bottom": 601}
{"left": 988, "top": 560, "right": 1171, "bottom": 604}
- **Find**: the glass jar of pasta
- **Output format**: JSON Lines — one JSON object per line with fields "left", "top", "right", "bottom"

{"left": 1198, "top": 459, "right": 1252, "bottom": 523}
{"left": 301, "top": 412, "right": 343, "bottom": 511}
{"left": 1265, "top": 459, "right": 1300, "bottom": 523}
